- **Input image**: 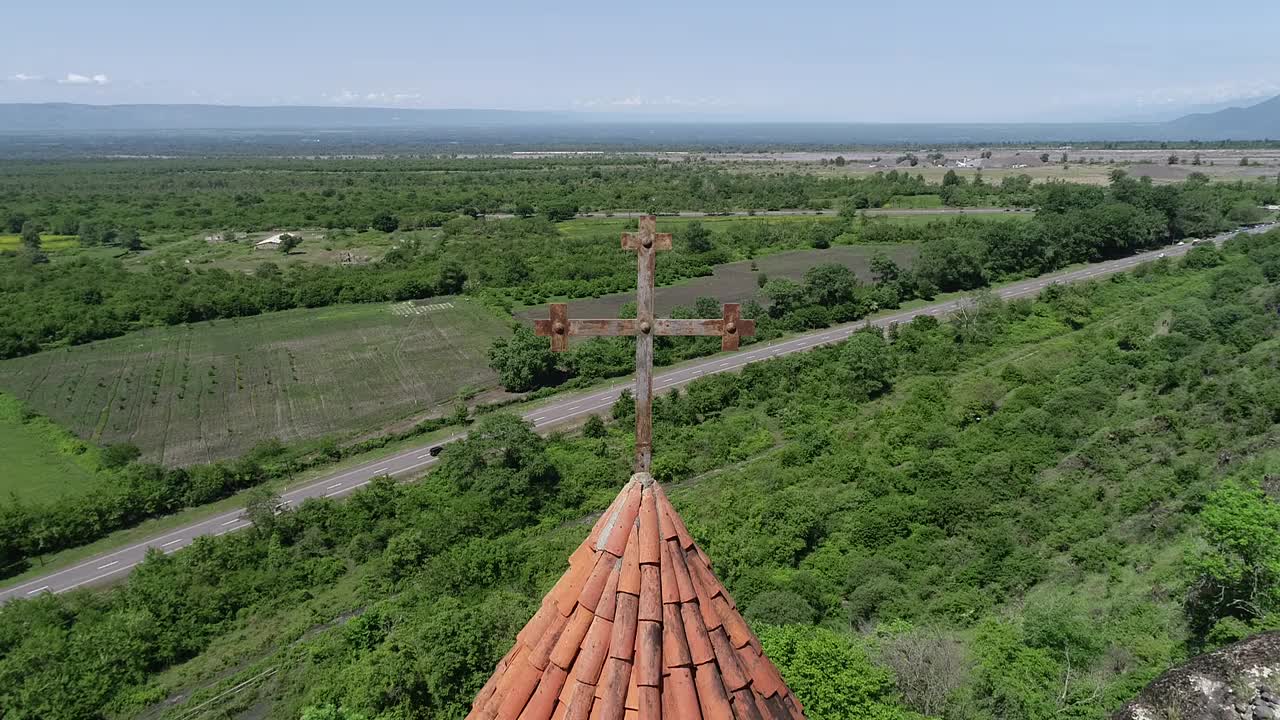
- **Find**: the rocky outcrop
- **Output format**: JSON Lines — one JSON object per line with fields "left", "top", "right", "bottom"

{"left": 1113, "top": 632, "right": 1280, "bottom": 720}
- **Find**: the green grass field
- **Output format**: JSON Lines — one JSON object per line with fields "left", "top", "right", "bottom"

{"left": 0, "top": 234, "right": 79, "bottom": 251}
{"left": 0, "top": 298, "right": 510, "bottom": 466}
{"left": 0, "top": 393, "right": 102, "bottom": 504}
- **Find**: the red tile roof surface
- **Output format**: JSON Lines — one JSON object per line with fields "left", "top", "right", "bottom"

{"left": 467, "top": 473, "right": 806, "bottom": 720}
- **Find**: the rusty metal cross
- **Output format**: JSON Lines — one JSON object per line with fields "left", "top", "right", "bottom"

{"left": 534, "top": 215, "right": 756, "bottom": 474}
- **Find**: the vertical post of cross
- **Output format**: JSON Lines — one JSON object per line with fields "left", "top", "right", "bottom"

{"left": 622, "top": 216, "right": 671, "bottom": 474}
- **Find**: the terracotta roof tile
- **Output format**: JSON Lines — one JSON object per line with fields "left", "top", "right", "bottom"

{"left": 467, "top": 474, "right": 806, "bottom": 720}
{"left": 661, "top": 603, "right": 692, "bottom": 670}
{"left": 692, "top": 662, "right": 734, "bottom": 720}
{"left": 596, "top": 568, "right": 620, "bottom": 622}
{"left": 680, "top": 603, "right": 715, "bottom": 666}
{"left": 609, "top": 593, "right": 639, "bottom": 662}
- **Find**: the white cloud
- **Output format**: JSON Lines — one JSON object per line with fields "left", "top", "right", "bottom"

{"left": 323, "top": 90, "right": 424, "bottom": 106}
{"left": 58, "top": 73, "right": 110, "bottom": 86}
{"left": 10, "top": 73, "right": 42, "bottom": 82}
{"left": 573, "top": 95, "right": 729, "bottom": 110}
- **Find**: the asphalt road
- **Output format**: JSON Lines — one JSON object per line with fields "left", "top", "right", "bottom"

{"left": 2, "top": 223, "right": 1273, "bottom": 603}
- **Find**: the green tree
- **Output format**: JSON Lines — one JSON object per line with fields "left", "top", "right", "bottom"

{"left": 278, "top": 233, "right": 303, "bottom": 254}
{"left": 20, "top": 221, "right": 40, "bottom": 252}
{"left": 371, "top": 213, "right": 400, "bottom": 233}
{"left": 541, "top": 200, "right": 577, "bottom": 223}
{"left": 244, "top": 487, "right": 283, "bottom": 536}
{"left": 611, "top": 389, "right": 635, "bottom": 421}
{"left": 804, "top": 263, "right": 858, "bottom": 307}
{"left": 1186, "top": 481, "right": 1280, "bottom": 646}
{"left": 762, "top": 278, "right": 809, "bottom": 318}
{"left": 101, "top": 443, "right": 142, "bottom": 469}
{"left": 487, "top": 326, "right": 557, "bottom": 392}
{"left": 581, "top": 414, "right": 606, "bottom": 439}
{"left": 758, "top": 624, "right": 911, "bottom": 720}
{"left": 683, "top": 221, "right": 714, "bottom": 253}
{"left": 120, "top": 228, "right": 143, "bottom": 251}
{"left": 745, "top": 590, "right": 817, "bottom": 625}
{"left": 971, "top": 619, "right": 1060, "bottom": 720}
{"left": 77, "top": 220, "right": 101, "bottom": 246}
{"left": 841, "top": 330, "right": 894, "bottom": 399}
{"left": 870, "top": 252, "right": 902, "bottom": 284}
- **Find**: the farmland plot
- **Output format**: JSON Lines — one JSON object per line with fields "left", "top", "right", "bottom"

{"left": 0, "top": 298, "right": 509, "bottom": 466}
{"left": 517, "top": 244, "right": 918, "bottom": 322}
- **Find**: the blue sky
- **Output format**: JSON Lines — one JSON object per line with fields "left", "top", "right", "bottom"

{"left": 3, "top": 0, "right": 1279, "bottom": 122}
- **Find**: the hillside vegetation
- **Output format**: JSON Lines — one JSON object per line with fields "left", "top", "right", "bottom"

{"left": 2, "top": 231, "right": 1277, "bottom": 719}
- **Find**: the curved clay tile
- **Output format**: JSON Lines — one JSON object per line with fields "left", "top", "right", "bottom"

{"left": 466, "top": 473, "right": 806, "bottom": 720}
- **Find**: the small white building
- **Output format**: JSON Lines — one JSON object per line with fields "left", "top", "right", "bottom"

{"left": 254, "top": 233, "right": 289, "bottom": 250}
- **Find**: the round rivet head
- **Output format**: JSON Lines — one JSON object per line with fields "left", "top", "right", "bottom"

{"left": 553, "top": 321, "right": 566, "bottom": 334}
{"left": 642, "top": 236, "right": 653, "bottom": 249}
{"left": 639, "top": 321, "right": 652, "bottom": 334}
{"left": 726, "top": 322, "right": 737, "bottom": 334}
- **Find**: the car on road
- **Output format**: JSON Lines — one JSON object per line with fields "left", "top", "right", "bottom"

{"left": 429, "top": 446, "right": 444, "bottom": 457}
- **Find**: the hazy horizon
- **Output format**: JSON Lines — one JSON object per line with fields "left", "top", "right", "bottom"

{"left": 4, "top": 0, "right": 1279, "bottom": 124}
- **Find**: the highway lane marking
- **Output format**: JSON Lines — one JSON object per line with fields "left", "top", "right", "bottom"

{"left": 416, "top": 453, "right": 433, "bottom": 459}
{"left": 97, "top": 561, "right": 119, "bottom": 570}
{"left": 0, "top": 507, "right": 247, "bottom": 597}
{"left": 221, "top": 518, "right": 241, "bottom": 526}
{"left": 371, "top": 467, "right": 389, "bottom": 475}
{"left": 215, "top": 523, "right": 249, "bottom": 536}
{"left": 26, "top": 586, "right": 48, "bottom": 595}
{"left": 58, "top": 564, "right": 137, "bottom": 594}
{"left": 161, "top": 539, "right": 183, "bottom": 547}
{"left": 327, "top": 482, "right": 343, "bottom": 490}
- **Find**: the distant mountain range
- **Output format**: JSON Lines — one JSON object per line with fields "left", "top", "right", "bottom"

{"left": 0, "top": 98, "right": 1275, "bottom": 143}
{"left": 0, "top": 104, "right": 578, "bottom": 131}
{"left": 1165, "top": 94, "right": 1280, "bottom": 139}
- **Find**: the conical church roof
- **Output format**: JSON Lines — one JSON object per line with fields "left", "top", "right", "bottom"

{"left": 466, "top": 473, "right": 805, "bottom": 720}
